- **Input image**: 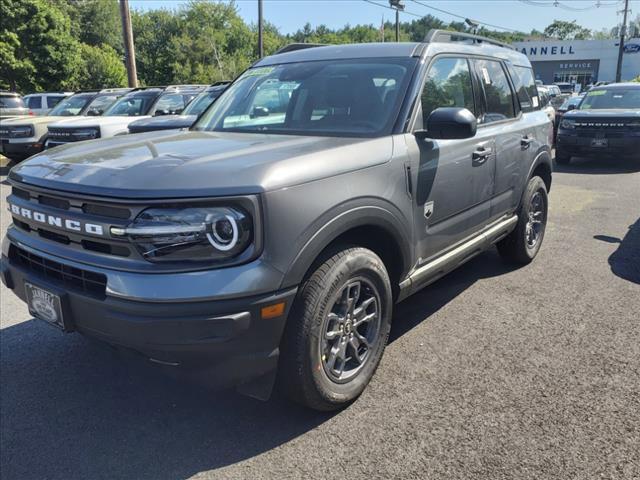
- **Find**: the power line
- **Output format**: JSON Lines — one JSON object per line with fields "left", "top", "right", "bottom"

{"left": 410, "top": 0, "right": 520, "bottom": 32}
{"left": 518, "top": 0, "right": 623, "bottom": 11}
{"left": 363, "top": 0, "right": 426, "bottom": 19}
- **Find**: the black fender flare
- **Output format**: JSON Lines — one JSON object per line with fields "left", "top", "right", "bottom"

{"left": 527, "top": 147, "right": 553, "bottom": 192}
{"left": 280, "top": 200, "right": 413, "bottom": 290}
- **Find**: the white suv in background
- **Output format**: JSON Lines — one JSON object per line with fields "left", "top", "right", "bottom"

{"left": 46, "top": 85, "right": 207, "bottom": 148}
{"left": 23, "top": 92, "right": 73, "bottom": 116}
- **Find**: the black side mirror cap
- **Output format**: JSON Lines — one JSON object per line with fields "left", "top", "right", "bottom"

{"left": 567, "top": 104, "right": 577, "bottom": 111}
{"left": 416, "top": 107, "right": 477, "bottom": 140}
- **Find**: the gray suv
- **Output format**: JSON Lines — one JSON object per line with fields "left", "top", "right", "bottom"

{"left": 1, "top": 31, "right": 552, "bottom": 411}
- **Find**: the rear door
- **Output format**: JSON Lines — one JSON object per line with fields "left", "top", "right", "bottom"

{"left": 405, "top": 55, "right": 496, "bottom": 262}
{"left": 471, "top": 58, "right": 528, "bottom": 222}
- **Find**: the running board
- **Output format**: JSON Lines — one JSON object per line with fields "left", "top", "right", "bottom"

{"left": 398, "top": 215, "right": 518, "bottom": 301}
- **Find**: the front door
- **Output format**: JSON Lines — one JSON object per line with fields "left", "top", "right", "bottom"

{"left": 405, "top": 56, "right": 495, "bottom": 264}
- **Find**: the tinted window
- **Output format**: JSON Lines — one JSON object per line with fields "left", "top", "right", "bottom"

{"left": 196, "top": 58, "right": 415, "bottom": 136}
{"left": 27, "top": 96, "right": 42, "bottom": 109}
{"left": 421, "top": 57, "right": 475, "bottom": 123}
{"left": 183, "top": 90, "right": 222, "bottom": 115}
{"left": 475, "top": 59, "right": 515, "bottom": 124}
{"left": 509, "top": 65, "right": 539, "bottom": 112}
{"left": 580, "top": 88, "right": 640, "bottom": 109}
{"left": 151, "top": 93, "right": 186, "bottom": 115}
{"left": 47, "top": 96, "right": 66, "bottom": 108}
{"left": 86, "top": 95, "right": 120, "bottom": 115}
{"left": 104, "top": 94, "right": 158, "bottom": 116}
{"left": 48, "top": 95, "right": 92, "bottom": 116}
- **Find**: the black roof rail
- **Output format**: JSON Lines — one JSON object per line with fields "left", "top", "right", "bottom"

{"left": 274, "top": 43, "right": 327, "bottom": 55}
{"left": 424, "top": 29, "right": 516, "bottom": 51}
{"left": 210, "top": 81, "right": 231, "bottom": 87}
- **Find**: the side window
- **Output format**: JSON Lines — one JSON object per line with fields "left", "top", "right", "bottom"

{"left": 474, "top": 59, "right": 515, "bottom": 124}
{"left": 421, "top": 57, "right": 475, "bottom": 124}
{"left": 27, "top": 96, "right": 42, "bottom": 109}
{"left": 508, "top": 65, "right": 540, "bottom": 112}
{"left": 47, "top": 96, "right": 65, "bottom": 108}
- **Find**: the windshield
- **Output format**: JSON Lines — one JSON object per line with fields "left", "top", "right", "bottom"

{"left": 560, "top": 97, "right": 582, "bottom": 110}
{"left": 48, "top": 95, "right": 93, "bottom": 116}
{"left": 0, "top": 96, "right": 25, "bottom": 109}
{"left": 194, "top": 58, "right": 416, "bottom": 136}
{"left": 85, "top": 94, "right": 120, "bottom": 116}
{"left": 103, "top": 94, "right": 158, "bottom": 116}
{"left": 183, "top": 90, "right": 223, "bottom": 116}
{"left": 580, "top": 88, "right": 640, "bottom": 110}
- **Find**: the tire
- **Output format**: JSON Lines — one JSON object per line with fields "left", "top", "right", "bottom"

{"left": 279, "top": 247, "right": 392, "bottom": 411}
{"left": 497, "top": 176, "right": 548, "bottom": 265}
{"left": 555, "top": 149, "right": 571, "bottom": 165}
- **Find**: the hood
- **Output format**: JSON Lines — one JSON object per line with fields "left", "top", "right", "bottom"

{"left": 564, "top": 109, "right": 640, "bottom": 119}
{"left": 128, "top": 115, "right": 196, "bottom": 131}
{"left": 48, "top": 115, "right": 151, "bottom": 129}
{"left": 2, "top": 115, "right": 72, "bottom": 126}
{"left": 9, "top": 130, "right": 393, "bottom": 198}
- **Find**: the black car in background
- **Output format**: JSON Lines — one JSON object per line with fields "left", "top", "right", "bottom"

{"left": 556, "top": 83, "right": 640, "bottom": 164}
{"left": 553, "top": 94, "right": 584, "bottom": 141}
{"left": 127, "top": 82, "right": 229, "bottom": 134}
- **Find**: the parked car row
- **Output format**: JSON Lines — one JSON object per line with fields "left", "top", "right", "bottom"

{"left": 0, "top": 83, "right": 229, "bottom": 160}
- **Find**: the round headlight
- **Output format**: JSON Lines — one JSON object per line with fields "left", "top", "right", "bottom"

{"left": 206, "top": 214, "right": 239, "bottom": 251}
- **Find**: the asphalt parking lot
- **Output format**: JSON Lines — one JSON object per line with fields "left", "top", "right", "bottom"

{"left": 1, "top": 154, "right": 639, "bottom": 480}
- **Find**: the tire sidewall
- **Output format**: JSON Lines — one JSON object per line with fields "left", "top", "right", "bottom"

{"left": 305, "top": 250, "right": 392, "bottom": 405}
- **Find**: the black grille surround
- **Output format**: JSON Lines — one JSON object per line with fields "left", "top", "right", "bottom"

{"left": 47, "top": 126, "right": 100, "bottom": 143}
{"left": 10, "top": 245, "right": 107, "bottom": 298}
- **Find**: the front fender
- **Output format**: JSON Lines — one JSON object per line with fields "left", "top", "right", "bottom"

{"left": 280, "top": 200, "right": 412, "bottom": 290}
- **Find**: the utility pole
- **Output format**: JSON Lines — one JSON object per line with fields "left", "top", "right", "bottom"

{"left": 389, "top": 0, "right": 404, "bottom": 42}
{"left": 257, "top": 0, "right": 264, "bottom": 58}
{"left": 119, "top": 0, "right": 138, "bottom": 87}
{"left": 615, "top": 0, "right": 630, "bottom": 82}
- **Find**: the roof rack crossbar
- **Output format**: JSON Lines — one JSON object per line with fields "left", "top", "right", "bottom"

{"left": 274, "top": 43, "right": 327, "bottom": 55}
{"left": 424, "top": 29, "right": 516, "bottom": 51}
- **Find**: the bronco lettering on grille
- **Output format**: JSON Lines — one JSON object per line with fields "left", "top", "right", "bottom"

{"left": 9, "top": 203, "right": 104, "bottom": 236}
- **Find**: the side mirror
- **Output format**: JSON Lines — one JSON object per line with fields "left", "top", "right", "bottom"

{"left": 87, "top": 109, "right": 102, "bottom": 116}
{"left": 415, "top": 107, "right": 477, "bottom": 140}
{"left": 567, "top": 104, "right": 577, "bottom": 111}
{"left": 154, "top": 109, "right": 169, "bottom": 116}
{"left": 251, "top": 106, "right": 269, "bottom": 118}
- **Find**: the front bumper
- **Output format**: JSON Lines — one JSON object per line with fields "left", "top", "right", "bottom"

{"left": 0, "top": 138, "right": 43, "bottom": 159}
{"left": 556, "top": 132, "right": 640, "bottom": 158}
{"left": 1, "top": 234, "right": 297, "bottom": 392}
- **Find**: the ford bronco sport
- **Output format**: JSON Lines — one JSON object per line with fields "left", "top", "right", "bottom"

{"left": 1, "top": 31, "right": 553, "bottom": 411}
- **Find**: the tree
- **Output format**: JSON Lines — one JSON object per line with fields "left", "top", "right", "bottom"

{"left": 72, "top": 43, "right": 127, "bottom": 89}
{"left": 543, "top": 20, "right": 592, "bottom": 40}
{"left": 70, "top": 0, "right": 123, "bottom": 53}
{"left": 0, "top": 0, "right": 84, "bottom": 92}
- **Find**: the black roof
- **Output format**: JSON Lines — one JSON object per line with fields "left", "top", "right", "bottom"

{"left": 591, "top": 82, "right": 640, "bottom": 90}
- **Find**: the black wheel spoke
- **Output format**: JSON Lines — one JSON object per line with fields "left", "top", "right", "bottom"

{"left": 320, "top": 277, "right": 381, "bottom": 383}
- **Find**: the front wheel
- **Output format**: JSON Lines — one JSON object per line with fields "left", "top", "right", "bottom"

{"left": 497, "top": 176, "right": 549, "bottom": 264}
{"left": 279, "top": 247, "right": 392, "bottom": 411}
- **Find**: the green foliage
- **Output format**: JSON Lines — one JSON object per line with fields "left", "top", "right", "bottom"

{"left": 543, "top": 20, "right": 591, "bottom": 40}
{"left": 71, "top": 0, "right": 123, "bottom": 53}
{"left": 72, "top": 43, "right": 127, "bottom": 89}
{"left": 0, "top": 0, "right": 82, "bottom": 92}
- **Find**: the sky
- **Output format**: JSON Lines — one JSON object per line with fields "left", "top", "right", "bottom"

{"left": 128, "top": 0, "right": 637, "bottom": 35}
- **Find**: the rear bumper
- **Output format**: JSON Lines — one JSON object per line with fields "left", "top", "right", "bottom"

{"left": 1, "top": 236, "right": 297, "bottom": 392}
{"left": 556, "top": 133, "right": 640, "bottom": 158}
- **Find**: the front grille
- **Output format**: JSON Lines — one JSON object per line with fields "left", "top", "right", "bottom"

{"left": 10, "top": 245, "right": 107, "bottom": 297}
{"left": 47, "top": 127, "right": 78, "bottom": 142}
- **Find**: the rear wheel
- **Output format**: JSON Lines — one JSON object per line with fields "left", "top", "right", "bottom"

{"left": 497, "top": 176, "right": 548, "bottom": 265}
{"left": 279, "top": 247, "right": 392, "bottom": 411}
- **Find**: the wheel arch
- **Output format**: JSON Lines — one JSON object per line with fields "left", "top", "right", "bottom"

{"left": 281, "top": 205, "right": 412, "bottom": 300}
{"left": 528, "top": 148, "right": 553, "bottom": 193}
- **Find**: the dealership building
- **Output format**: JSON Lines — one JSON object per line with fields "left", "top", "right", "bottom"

{"left": 513, "top": 38, "right": 640, "bottom": 87}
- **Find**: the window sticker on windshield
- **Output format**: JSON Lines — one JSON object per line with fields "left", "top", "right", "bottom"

{"left": 244, "top": 67, "right": 275, "bottom": 78}
{"left": 587, "top": 90, "right": 606, "bottom": 96}
{"left": 532, "top": 96, "right": 539, "bottom": 108}
{"left": 481, "top": 67, "right": 491, "bottom": 85}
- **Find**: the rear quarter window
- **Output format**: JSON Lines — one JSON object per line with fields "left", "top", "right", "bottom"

{"left": 26, "top": 96, "right": 42, "bottom": 109}
{"left": 508, "top": 65, "right": 540, "bottom": 112}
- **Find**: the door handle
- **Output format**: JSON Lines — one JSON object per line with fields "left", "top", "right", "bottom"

{"left": 472, "top": 147, "right": 491, "bottom": 165}
{"left": 521, "top": 135, "right": 533, "bottom": 148}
